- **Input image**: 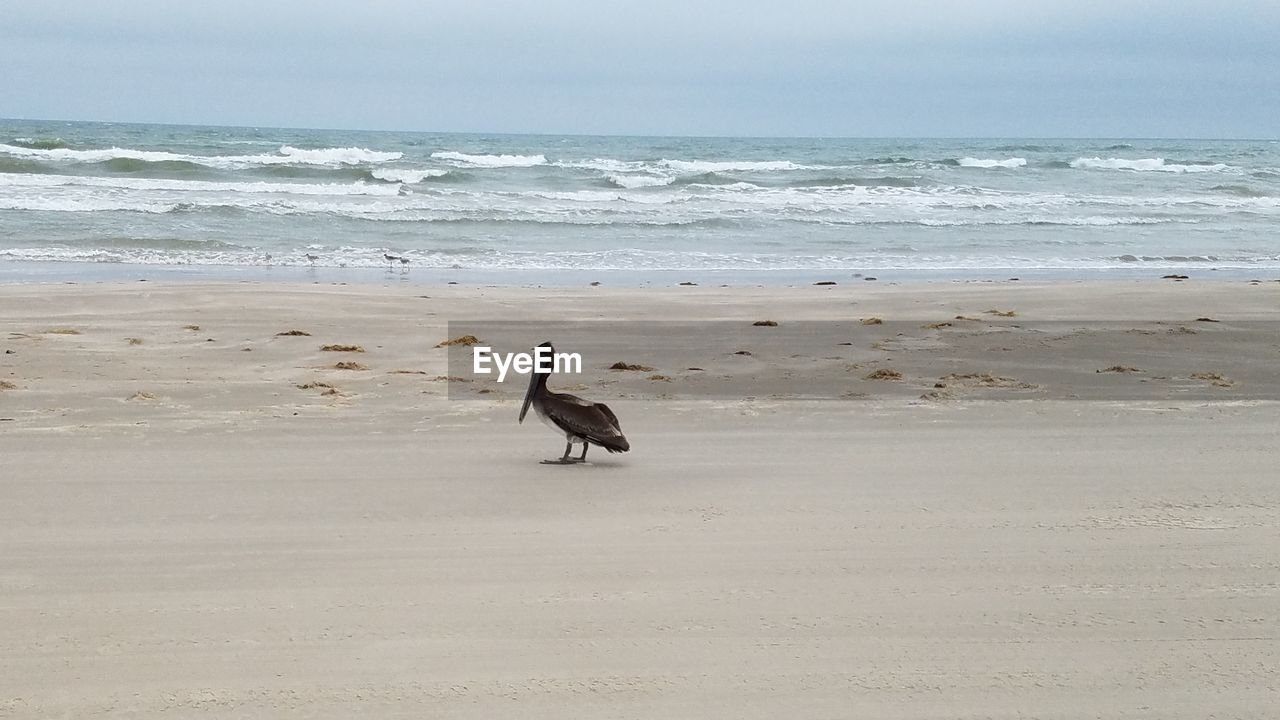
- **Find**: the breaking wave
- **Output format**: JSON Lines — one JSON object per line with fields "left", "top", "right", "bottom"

{"left": 430, "top": 151, "right": 547, "bottom": 168}
{"left": 10, "top": 137, "right": 70, "bottom": 150}
{"left": 671, "top": 172, "right": 748, "bottom": 187}
{"left": 606, "top": 174, "right": 675, "bottom": 189}
{"left": 1069, "top": 157, "right": 1236, "bottom": 173}
{"left": 955, "top": 157, "right": 1027, "bottom": 169}
{"left": 369, "top": 168, "right": 451, "bottom": 183}
{"left": 659, "top": 159, "right": 815, "bottom": 173}
{"left": 1209, "top": 184, "right": 1271, "bottom": 198}
{"left": 0, "top": 172, "right": 404, "bottom": 196}
{"left": 0, "top": 143, "right": 402, "bottom": 168}
{"left": 788, "top": 176, "right": 921, "bottom": 188}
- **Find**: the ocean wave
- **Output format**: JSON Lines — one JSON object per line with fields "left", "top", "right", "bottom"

{"left": 10, "top": 172, "right": 1278, "bottom": 218}
{"left": 606, "top": 174, "right": 674, "bottom": 189}
{"left": 671, "top": 172, "right": 749, "bottom": 187}
{"left": 273, "top": 146, "right": 402, "bottom": 165}
{"left": 852, "top": 216, "right": 1179, "bottom": 228}
{"left": 1069, "top": 157, "right": 1236, "bottom": 173}
{"left": 431, "top": 151, "right": 547, "bottom": 168}
{"left": 685, "top": 181, "right": 762, "bottom": 192}
{"left": 55, "top": 235, "right": 248, "bottom": 252}
{"left": 0, "top": 197, "right": 181, "bottom": 213}
{"left": 861, "top": 157, "right": 915, "bottom": 165}
{"left": 1113, "top": 254, "right": 1225, "bottom": 263}
{"left": 0, "top": 172, "right": 404, "bottom": 196}
{"left": 10, "top": 137, "right": 70, "bottom": 150}
{"left": 0, "top": 157, "right": 52, "bottom": 174}
{"left": 527, "top": 190, "right": 626, "bottom": 202}
{"left": 955, "top": 157, "right": 1027, "bottom": 169}
{"left": 369, "top": 168, "right": 451, "bottom": 183}
{"left": 659, "top": 159, "right": 813, "bottom": 173}
{"left": 98, "top": 157, "right": 206, "bottom": 173}
{"left": 251, "top": 165, "right": 378, "bottom": 182}
{"left": 11, "top": 241, "right": 1276, "bottom": 273}
{"left": 0, "top": 143, "right": 402, "bottom": 168}
{"left": 790, "top": 176, "right": 921, "bottom": 188}
{"left": 1208, "top": 184, "right": 1271, "bottom": 198}
{"left": 992, "top": 144, "right": 1054, "bottom": 153}
{"left": 557, "top": 158, "right": 648, "bottom": 173}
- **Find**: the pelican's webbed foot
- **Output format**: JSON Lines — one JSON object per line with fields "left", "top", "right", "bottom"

{"left": 540, "top": 441, "right": 588, "bottom": 465}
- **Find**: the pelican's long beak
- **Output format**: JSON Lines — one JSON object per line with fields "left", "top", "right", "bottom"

{"left": 518, "top": 341, "right": 554, "bottom": 424}
{"left": 519, "top": 370, "right": 536, "bottom": 423}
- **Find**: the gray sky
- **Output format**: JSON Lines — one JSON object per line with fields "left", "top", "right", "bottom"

{"left": 2, "top": 0, "right": 1277, "bottom": 137}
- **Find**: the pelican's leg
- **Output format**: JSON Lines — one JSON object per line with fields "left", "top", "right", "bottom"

{"left": 578, "top": 443, "right": 589, "bottom": 462}
{"left": 541, "top": 441, "right": 577, "bottom": 465}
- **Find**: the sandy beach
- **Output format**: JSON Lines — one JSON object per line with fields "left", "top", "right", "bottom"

{"left": 2, "top": 279, "right": 1278, "bottom": 718}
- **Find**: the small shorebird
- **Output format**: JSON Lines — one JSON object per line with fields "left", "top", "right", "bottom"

{"left": 519, "top": 342, "right": 630, "bottom": 464}
{"left": 384, "top": 253, "right": 401, "bottom": 266}
{"left": 304, "top": 253, "right": 319, "bottom": 266}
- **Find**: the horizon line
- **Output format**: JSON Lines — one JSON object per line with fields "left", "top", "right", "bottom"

{"left": 2, "top": 116, "right": 1274, "bottom": 144}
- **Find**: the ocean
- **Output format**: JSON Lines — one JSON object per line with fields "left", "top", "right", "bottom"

{"left": 2, "top": 118, "right": 1278, "bottom": 282}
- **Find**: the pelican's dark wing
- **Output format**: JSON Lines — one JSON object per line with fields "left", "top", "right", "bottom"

{"left": 594, "top": 401, "right": 621, "bottom": 431}
{"left": 544, "top": 392, "right": 630, "bottom": 453}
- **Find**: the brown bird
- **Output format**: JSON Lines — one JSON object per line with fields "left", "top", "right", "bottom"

{"left": 519, "top": 342, "right": 630, "bottom": 464}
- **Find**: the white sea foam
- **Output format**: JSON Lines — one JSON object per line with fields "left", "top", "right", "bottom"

{"left": 0, "top": 197, "right": 180, "bottom": 213}
{"left": 0, "top": 173, "right": 403, "bottom": 196}
{"left": 1070, "top": 157, "right": 1235, "bottom": 173}
{"left": 574, "top": 159, "right": 651, "bottom": 173}
{"left": 912, "top": 216, "right": 1172, "bottom": 227}
{"left": 1, "top": 143, "right": 198, "bottom": 164}
{"left": 369, "top": 168, "right": 450, "bottom": 183}
{"left": 10, "top": 174, "right": 1277, "bottom": 221}
{"left": 273, "top": 146, "right": 402, "bottom": 165}
{"left": 0, "top": 143, "right": 402, "bottom": 167}
{"left": 7, "top": 242, "right": 1277, "bottom": 272}
{"left": 659, "top": 159, "right": 813, "bottom": 173}
{"left": 607, "top": 174, "right": 675, "bottom": 189}
{"left": 685, "top": 181, "right": 763, "bottom": 191}
{"left": 957, "top": 157, "right": 1027, "bottom": 169}
{"left": 431, "top": 151, "right": 547, "bottom": 168}
{"left": 529, "top": 190, "right": 625, "bottom": 202}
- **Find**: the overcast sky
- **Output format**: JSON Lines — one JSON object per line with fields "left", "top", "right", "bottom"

{"left": 1, "top": 0, "right": 1277, "bottom": 137}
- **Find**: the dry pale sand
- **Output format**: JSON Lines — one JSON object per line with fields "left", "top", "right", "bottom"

{"left": 2, "top": 279, "right": 1279, "bottom": 718}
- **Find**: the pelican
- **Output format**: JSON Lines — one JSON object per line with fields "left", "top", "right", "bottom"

{"left": 519, "top": 342, "right": 630, "bottom": 464}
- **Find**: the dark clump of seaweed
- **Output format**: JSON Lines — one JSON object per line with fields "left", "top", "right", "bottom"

{"left": 610, "top": 362, "right": 655, "bottom": 372}
{"left": 864, "top": 368, "right": 903, "bottom": 381}
{"left": 1097, "top": 365, "right": 1142, "bottom": 373}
